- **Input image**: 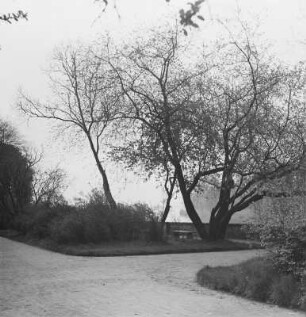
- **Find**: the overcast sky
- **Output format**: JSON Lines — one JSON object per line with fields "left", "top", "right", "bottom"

{"left": 1, "top": 0, "right": 306, "bottom": 220}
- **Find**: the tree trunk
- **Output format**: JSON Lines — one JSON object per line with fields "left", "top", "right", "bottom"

{"left": 175, "top": 165, "right": 207, "bottom": 239}
{"left": 161, "top": 171, "right": 176, "bottom": 223}
{"left": 86, "top": 134, "right": 117, "bottom": 209}
{"left": 161, "top": 198, "right": 171, "bottom": 223}
{"left": 208, "top": 174, "right": 233, "bottom": 240}
{"left": 209, "top": 211, "right": 232, "bottom": 240}
{"left": 99, "top": 164, "right": 117, "bottom": 209}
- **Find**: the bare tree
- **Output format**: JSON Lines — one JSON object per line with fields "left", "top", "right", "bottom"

{"left": 32, "top": 167, "right": 67, "bottom": 207}
{"left": 110, "top": 116, "right": 178, "bottom": 222}
{"left": 194, "top": 36, "right": 306, "bottom": 239}
{"left": 105, "top": 27, "right": 218, "bottom": 238}
{"left": 106, "top": 27, "right": 305, "bottom": 239}
{"left": 160, "top": 164, "right": 177, "bottom": 222}
{"left": 18, "top": 43, "right": 121, "bottom": 209}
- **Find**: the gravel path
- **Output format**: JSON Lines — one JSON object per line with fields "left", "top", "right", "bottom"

{"left": 0, "top": 237, "right": 303, "bottom": 317}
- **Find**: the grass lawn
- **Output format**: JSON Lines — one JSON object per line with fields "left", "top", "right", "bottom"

{"left": 0, "top": 229, "right": 260, "bottom": 256}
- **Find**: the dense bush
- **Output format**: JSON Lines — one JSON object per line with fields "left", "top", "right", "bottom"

{"left": 0, "top": 143, "right": 33, "bottom": 227}
{"left": 269, "top": 274, "right": 300, "bottom": 308}
{"left": 13, "top": 200, "right": 164, "bottom": 244}
{"left": 197, "top": 257, "right": 305, "bottom": 311}
{"left": 245, "top": 195, "right": 306, "bottom": 279}
{"left": 13, "top": 204, "right": 74, "bottom": 239}
{"left": 211, "top": 171, "right": 306, "bottom": 311}
{"left": 244, "top": 168, "right": 306, "bottom": 279}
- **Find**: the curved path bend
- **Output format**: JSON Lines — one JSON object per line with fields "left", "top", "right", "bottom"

{"left": 0, "top": 237, "right": 303, "bottom": 317}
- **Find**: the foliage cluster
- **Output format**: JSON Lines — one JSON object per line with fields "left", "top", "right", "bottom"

{"left": 249, "top": 217, "right": 306, "bottom": 279}
{"left": 245, "top": 169, "right": 306, "bottom": 279}
{"left": 0, "top": 10, "right": 27, "bottom": 24}
{"left": 197, "top": 257, "right": 306, "bottom": 311}
{"left": 237, "top": 169, "right": 306, "bottom": 310}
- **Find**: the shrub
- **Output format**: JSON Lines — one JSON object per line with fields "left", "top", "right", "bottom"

{"left": 13, "top": 204, "right": 66, "bottom": 238}
{"left": 270, "top": 225, "right": 306, "bottom": 278}
{"left": 197, "top": 257, "right": 275, "bottom": 301}
{"left": 197, "top": 265, "right": 239, "bottom": 292}
{"left": 147, "top": 219, "right": 164, "bottom": 242}
{"left": 247, "top": 198, "right": 306, "bottom": 279}
{"left": 301, "top": 295, "right": 306, "bottom": 311}
{"left": 245, "top": 169, "right": 306, "bottom": 280}
{"left": 82, "top": 209, "right": 112, "bottom": 243}
{"left": 239, "top": 258, "right": 275, "bottom": 301}
{"left": 269, "top": 274, "right": 300, "bottom": 307}
{"left": 197, "top": 257, "right": 306, "bottom": 311}
{"left": 50, "top": 211, "right": 85, "bottom": 244}
{"left": 14, "top": 198, "right": 164, "bottom": 244}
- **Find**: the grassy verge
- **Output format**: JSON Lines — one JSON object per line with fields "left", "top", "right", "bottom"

{"left": 0, "top": 229, "right": 260, "bottom": 256}
{"left": 196, "top": 256, "right": 306, "bottom": 312}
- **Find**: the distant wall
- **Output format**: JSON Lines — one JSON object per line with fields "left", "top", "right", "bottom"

{"left": 165, "top": 222, "right": 248, "bottom": 240}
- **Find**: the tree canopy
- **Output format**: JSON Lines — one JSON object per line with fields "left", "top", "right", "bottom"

{"left": 18, "top": 43, "right": 122, "bottom": 208}
{"left": 104, "top": 26, "right": 305, "bottom": 239}
{"left": 16, "top": 19, "right": 306, "bottom": 240}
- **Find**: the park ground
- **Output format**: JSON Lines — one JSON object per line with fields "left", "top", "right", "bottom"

{"left": 0, "top": 237, "right": 304, "bottom": 317}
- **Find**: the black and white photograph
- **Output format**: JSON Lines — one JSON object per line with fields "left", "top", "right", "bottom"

{"left": 1, "top": 1, "right": 305, "bottom": 316}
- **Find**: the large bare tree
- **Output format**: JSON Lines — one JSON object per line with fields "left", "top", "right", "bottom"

{"left": 106, "top": 27, "right": 305, "bottom": 239}
{"left": 197, "top": 38, "right": 306, "bottom": 239}
{"left": 19, "top": 43, "right": 121, "bottom": 209}
{"left": 105, "top": 28, "right": 221, "bottom": 238}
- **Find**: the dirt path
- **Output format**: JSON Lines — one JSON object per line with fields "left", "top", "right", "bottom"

{"left": 0, "top": 237, "right": 303, "bottom": 317}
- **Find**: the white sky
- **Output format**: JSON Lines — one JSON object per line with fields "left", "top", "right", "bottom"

{"left": 1, "top": 0, "right": 306, "bottom": 220}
